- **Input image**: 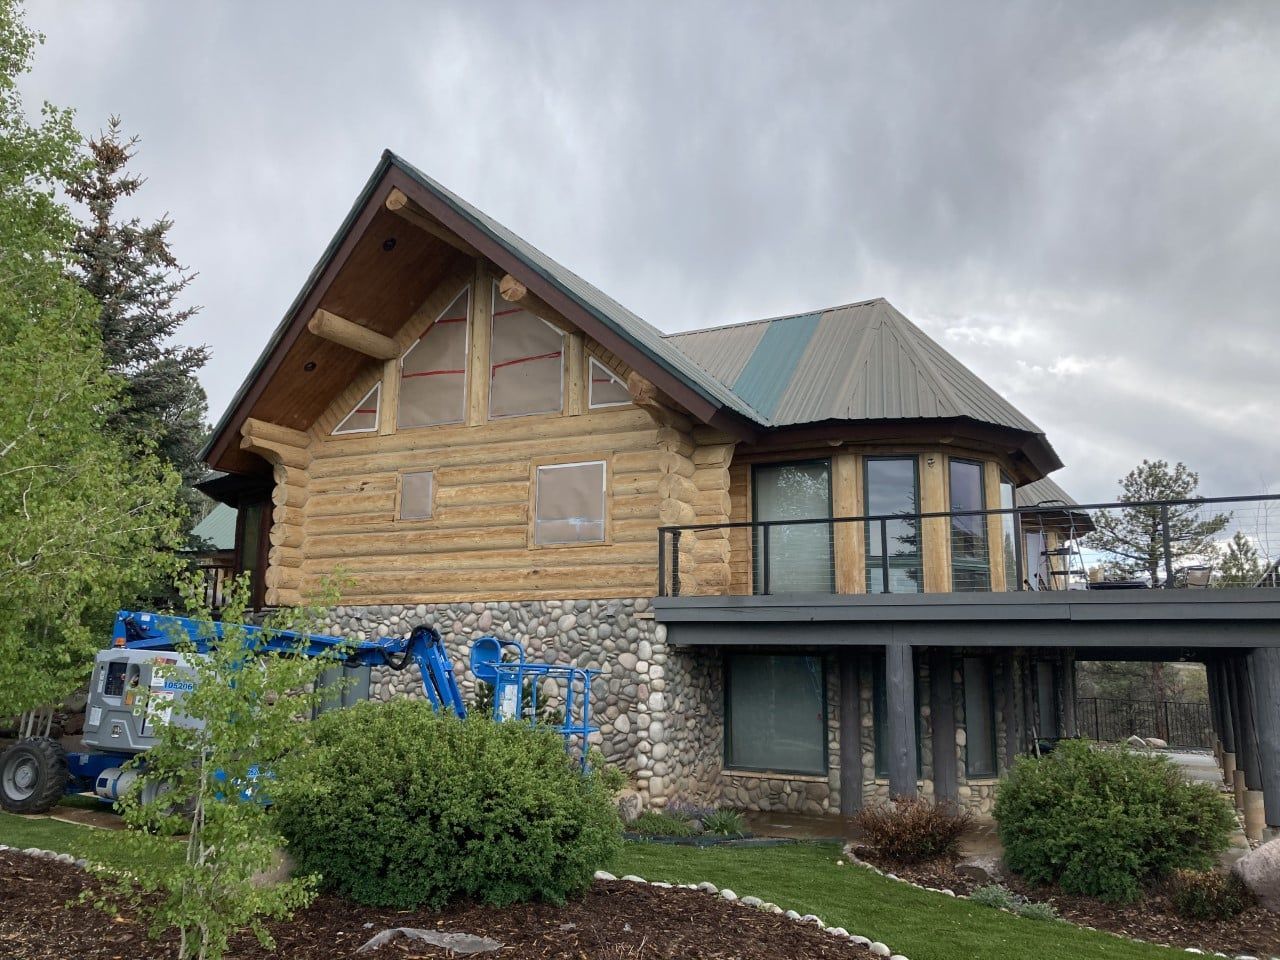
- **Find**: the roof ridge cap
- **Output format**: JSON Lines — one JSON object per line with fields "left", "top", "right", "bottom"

{"left": 664, "top": 297, "right": 885, "bottom": 340}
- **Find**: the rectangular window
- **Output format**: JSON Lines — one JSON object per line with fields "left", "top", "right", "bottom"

{"left": 1000, "top": 474, "right": 1018, "bottom": 591}
{"left": 872, "top": 653, "right": 923, "bottom": 777}
{"left": 1036, "top": 661, "right": 1060, "bottom": 739}
{"left": 752, "top": 460, "right": 833, "bottom": 594}
{"left": 534, "top": 460, "right": 606, "bottom": 545}
{"left": 489, "top": 284, "right": 565, "bottom": 418}
{"left": 949, "top": 459, "right": 990, "bottom": 591}
{"left": 963, "top": 657, "right": 997, "bottom": 777}
{"left": 588, "top": 357, "right": 630, "bottom": 408}
{"left": 864, "top": 457, "right": 922, "bottom": 594}
{"left": 399, "top": 470, "right": 434, "bottom": 520}
{"left": 725, "top": 654, "right": 826, "bottom": 774}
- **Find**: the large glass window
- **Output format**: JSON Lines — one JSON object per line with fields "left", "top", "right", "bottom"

{"left": 864, "top": 457, "right": 922, "bottom": 593}
{"left": 949, "top": 459, "right": 990, "bottom": 591}
{"left": 489, "top": 284, "right": 565, "bottom": 418}
{"left": 1000, "top": 474, "right": 1018, "bottom": 591}
{"left": 399, "top": 287, "right": 469, "bottom": 428}
{"left": 725, "top": 654, "right": 826, "bottom": 774}
{"left": 752, "top": 460, "right": 833, "bottom": 594}
{"left": 533, "top": 461, "right": 606, "bottom": 545}
{"left": 963, "top": 657, "right": 997, "bottom": 776}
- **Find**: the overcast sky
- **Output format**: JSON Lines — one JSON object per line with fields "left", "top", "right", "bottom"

{"left": 20, "top": 1, "right": 1280, "bottom": 502}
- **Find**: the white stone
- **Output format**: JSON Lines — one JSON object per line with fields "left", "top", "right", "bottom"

{"left": 593, "top": 870, "right": 616, "bottom": 881}
{"left": 890, "top": 955, "right": 910, "bottom": 960}
{"left": 828, "top": 927, "right": 849, "bottom": 938}
{"left": 768, "top": 905, "right": 784, "bottom": 915}
{"left": 720, "top": 889, "right": 737, "bottom": 901}
{"left": 784, "top": 910, "right": 801, "bottom": 920}
{"left": 801, "top": 914, "right": 824, "bottom": 927}
{"left": 650, "top": 881, "right": 672, "bottom": 889}
{"left": 851, "top": 935, "right": 871, "bottom": 946}
{"left": 1233, "top": 839, "right": 1280, "bottom": 913}
{"left": 870, "top": 944, "right": 891, "bottom": 957}
{"left": 697, "top": 881, "right": 719, "bottom": 894}
{"left": 740, "top": 896, "right": 762, "bottom": 908}
{"left": 621, "top": 875, "right": 646, "bottom": 883}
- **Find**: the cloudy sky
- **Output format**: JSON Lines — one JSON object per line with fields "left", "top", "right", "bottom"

{"left": 20, "top": 1, "right": 1280, "bottom": 501}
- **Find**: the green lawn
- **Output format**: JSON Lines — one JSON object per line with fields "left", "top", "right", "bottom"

{"left": 0, "top": 813, "right": 1189, "bottom": 960}
{"left": 608, "top": 842, "right": 1188, "bottom": 960}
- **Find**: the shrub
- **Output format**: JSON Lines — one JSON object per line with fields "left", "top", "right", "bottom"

{"left": 993, "top": 740, "right": 1235, "bottom": 903}
{"left": 702, "top": 809, "right": 747, "bottom": 836}
{"left": 970, "top": 884, "right": 1018, "bottom": 910}
{"left": 851, "top": 797, "right": 972, "bottom": 863}
{"left": 631, "top": 810, "right": 699, "bottom": 837}
{"left": 1165, "top": 869, "right": 1252, "bottom": 920}
{"left": 274, "top": 699, "right": 621, "bottom": 910}
{"left": 1014, "top": 900, "right": 1060, "bottom": 922}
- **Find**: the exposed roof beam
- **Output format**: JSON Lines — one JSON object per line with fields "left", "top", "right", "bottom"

{"left": 307, "top": 308, "right": 398, "bottom": 360}
{"left": 496, "top": 273, "right": 574, "bottom": 334}
{"left": 385, "top": 188, "right": 480, "bottom": 257}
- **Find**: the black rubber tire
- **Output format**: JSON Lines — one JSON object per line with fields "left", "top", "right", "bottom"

{"left": 0, "top": 737, "right": 68, "bottom": 814}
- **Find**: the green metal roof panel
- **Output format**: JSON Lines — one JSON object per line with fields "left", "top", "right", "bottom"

{"left": 1016, "top": 476, "right": 1078, "bottom": 507}
{"left": 192, "top": 502, "right": 236, "bottom": 551}
{"left": 729, "top": 311, "right": 821, "bottom": 419}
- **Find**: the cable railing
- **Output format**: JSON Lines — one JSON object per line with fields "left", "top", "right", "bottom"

{"left": 657, "top": 493, "right": 1280, "bottom": 599}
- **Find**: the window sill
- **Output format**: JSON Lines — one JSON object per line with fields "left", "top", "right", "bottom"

{"left": 722, "top": 769, "right": 830, "bottom": 783}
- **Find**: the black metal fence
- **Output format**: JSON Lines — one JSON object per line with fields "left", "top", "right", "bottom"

{"left": 1074, "top": 697, "right": 1213, "bottom": 749}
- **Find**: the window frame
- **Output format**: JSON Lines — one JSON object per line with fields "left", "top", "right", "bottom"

{"left": 488, "top": 283, "right": 566, "bottom": 421}
{"left": 587, "top": 356, "right": 631, "bottom": 409}
{"left": 397, "top": 284, "right": 471, "bottom": 430}
{"left": 396, "top": 469, "right": 436, "bottom": 522}
{"left": 529, "top": 456, "right": 610, "bottom": 548}
{"left": 331, "top": 381, "right": 381, "bottom": 436}
{"left": 947, "top": 456, "right": 992, "bottom": 592}
{"left": 750, "top": 458, "right": 835, "bottom": 595}
{"left": 962, "top": 655, "right": 999, "bottom": 778}
{"left": 723, "top": 652, "right": 829, "bottom": 776}
{"left": 863, "top": 455, "right": 923, "bottom": 594}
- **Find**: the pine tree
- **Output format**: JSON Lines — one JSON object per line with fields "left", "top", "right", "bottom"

{"left": 1217, "top": 530, "right": 1263, "bottom": 588}
{"left": 67, "top": 117, "right": 210, "bottom": 527}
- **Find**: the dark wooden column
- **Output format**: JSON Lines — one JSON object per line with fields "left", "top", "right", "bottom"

{"left": 929, "top": 649, "right": 957, "bottom": 805}
{"left": 1248, "top": 647, "right": 1280, "bottom": 832}
{"left": 1233, "top": 658, "right": 1263, "bottom": 793}
{"left": 1205, "top": 658, "right": 1223, "bottom": 757}
{"left": 1023, "top": 656, "right": 1039, "bottom": 749}
{"left": 1215, "top": 658, "right": 1238, "bottom": 788}
{"left": 1003, "top": 650, "right": 1023, "bottom": 768}
{"left": 1060, "top": 650, "right": 1078, "bottom": 738}
{"left": 838, "top": 652, "right": 862, "bottom": 816}
{"left": 886, "top": 642, "right": 918, "bottom": 799}
{"left": 1226, "top": 655, "right": 1246, "bottom": 804}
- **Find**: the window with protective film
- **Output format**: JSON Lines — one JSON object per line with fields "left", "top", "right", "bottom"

{"left": 398, "top": 287, "right": 469, "bottom": 428}
{"left": 533, "top": 460, "right": 606, "bottom": 545}
{"left": 399, "top": 470, "right": 434, "bottom": 521}
{"left": 489, "top": 284, "right": 565, "bottom": 418}
{"left": 332, "top": 382, "right": 380, "bottom": 435}
{"left": 588, "top": 357, "right": 630, "bottom": 408}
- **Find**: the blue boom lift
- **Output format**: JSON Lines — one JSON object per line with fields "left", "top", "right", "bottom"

{"left": 0, "top": 610, "right": 597, "bottom": 814}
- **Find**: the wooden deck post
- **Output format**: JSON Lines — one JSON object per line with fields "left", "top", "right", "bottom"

{"left": 1247, "top": 647, "right": 1280, "bottom": 835}
{"left": 1003, "top": 651, "right": 1023, "bottom": 769}
{"left": 839, "top": 652, "right": 862, "bottom": 815}
{"left": 1060, "top": 650, "right": 1078, "bottom": 738}
{"left": 1215, "top": 659, "right": 1238, "bottom": 788}
{"left": 929, "top": 649, "right": 958, "bottom": 804}
{"left": 1232, "top": 656, "right": 1264, "bottom": 836}
{"left": 886, "top": 642, "right": 918, "bottom": 799}
{"left": 1227, "top": 656, "right": 1247, "bottom": 808}
{"left": 1205, "top": 657, "right": 1223, "bottom": 763}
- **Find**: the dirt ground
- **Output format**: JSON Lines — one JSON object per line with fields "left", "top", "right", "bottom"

{"left": 0, "top": 850, "right": 868, "bottom": 959}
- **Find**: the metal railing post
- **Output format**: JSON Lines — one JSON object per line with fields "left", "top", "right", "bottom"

{"left": 671, "top": 530, "right": 682, "bottom": 598}
{"left": 879, "top": 518, "right": 890, "bottom": 593}
{"left": 1013, "top": 509, "right": 1025, "bottom": 591}
{"left": 761, "top": 525, "right": 771, "bottom": 595}
{"left": 1160, "top": 504, "right": 1175, "bottom": 587}
{"left": 657, "top": 529, "right": 668, "bottom": 597}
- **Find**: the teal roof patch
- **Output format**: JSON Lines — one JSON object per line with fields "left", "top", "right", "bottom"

{"left": 729, "top": 312, "right": 822, "bottom": 420}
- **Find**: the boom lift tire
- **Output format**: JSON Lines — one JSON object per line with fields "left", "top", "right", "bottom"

{"left": 0, "top": 737, "right": 68, "bottom": 814}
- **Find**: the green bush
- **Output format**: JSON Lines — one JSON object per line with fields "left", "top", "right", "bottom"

{"left": 993, "top": 740, "right": 1235, "bottom": 903}
{"left": 851, "top": 797, "right": 972, "bottom": 863}
{"left": 1014, "top": 900, "right": 1060, "bottom": 922}
{"left": 970, "top": 884, "right": 1018, "bottom": 910}
{"left": 631, "top": 810, "right": 699, "bottom": 837}
{"left": 273, "top": 699, "right": 621, "bottom": 910}
{"left": 1165, "top": 869, "right": 1252, "bottom": 920}
{"left": 702, "top": 809, "right": 747, "bottom": 836}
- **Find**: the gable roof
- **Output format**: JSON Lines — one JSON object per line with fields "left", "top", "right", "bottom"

{"left": 203, "top": 151, "right": 1062, "bottom": 481}
{"left": 191, "top": 502, "right": 236, "bottom": 552}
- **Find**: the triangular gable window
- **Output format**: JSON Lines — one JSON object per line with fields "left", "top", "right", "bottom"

{"left": 588, "top": 357, "right": 630, "bottom": 408}
{"left": 399, "top": 287, "right": 470, "bottom": 428}
{"left": 488, "top": 282, "right": 564, "bottom": 419}
{"left": 333, "top": 382, "right": 380, "bottom": 435}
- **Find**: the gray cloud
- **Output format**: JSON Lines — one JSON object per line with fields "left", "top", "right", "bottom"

{"left": 21, "top": 0, "right": 1280, "bottom": 501}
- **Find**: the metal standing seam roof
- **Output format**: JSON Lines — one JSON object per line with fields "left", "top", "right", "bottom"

{"left": 665, "top": 298, "right": 1047, "bottom": 434}
{"left": 191, "top": 502, "right": 236, "bottom": 551}
{"left": 1016, "top": 476, "right": 1078, "bottom": 507}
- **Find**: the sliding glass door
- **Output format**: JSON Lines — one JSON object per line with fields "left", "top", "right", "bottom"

{"left": 752, "top": 460, "right": 833, "bottom": 594}
{"left": 864, "top": 457, "right": 922, "bottom": 593}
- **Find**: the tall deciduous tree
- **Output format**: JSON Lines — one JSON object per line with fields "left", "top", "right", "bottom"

{"left": 67, "top": 116, "right": 210, "bottom": 526}
{"left": 0, "top": 0, "right": 182, "bottom": 716}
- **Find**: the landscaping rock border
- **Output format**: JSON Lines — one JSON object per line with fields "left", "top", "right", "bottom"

{"left": 592, "top": 868, "right": 910, "bottom": 960}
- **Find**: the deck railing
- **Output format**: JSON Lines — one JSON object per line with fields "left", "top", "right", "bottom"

{"left": 657, "top": 494, "right": 1280, "bottom": 598}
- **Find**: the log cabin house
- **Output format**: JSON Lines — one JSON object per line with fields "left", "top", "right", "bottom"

{"left": 201, "top": 151, "right": 1280, "bottom": 832}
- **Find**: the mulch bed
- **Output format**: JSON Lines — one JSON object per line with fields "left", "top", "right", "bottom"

{"left": 0, "top": 850, "right": 866, "bottom": 959}
{"left": 855, "top": 845, "right": 1280, "bottom": 957}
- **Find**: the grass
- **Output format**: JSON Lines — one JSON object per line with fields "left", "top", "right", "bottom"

{"left": 608, "top": 842, "right": 1190, "bottom": 960}
{"left": 0, "top": 812, "right": 1193, "bottom": 960}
